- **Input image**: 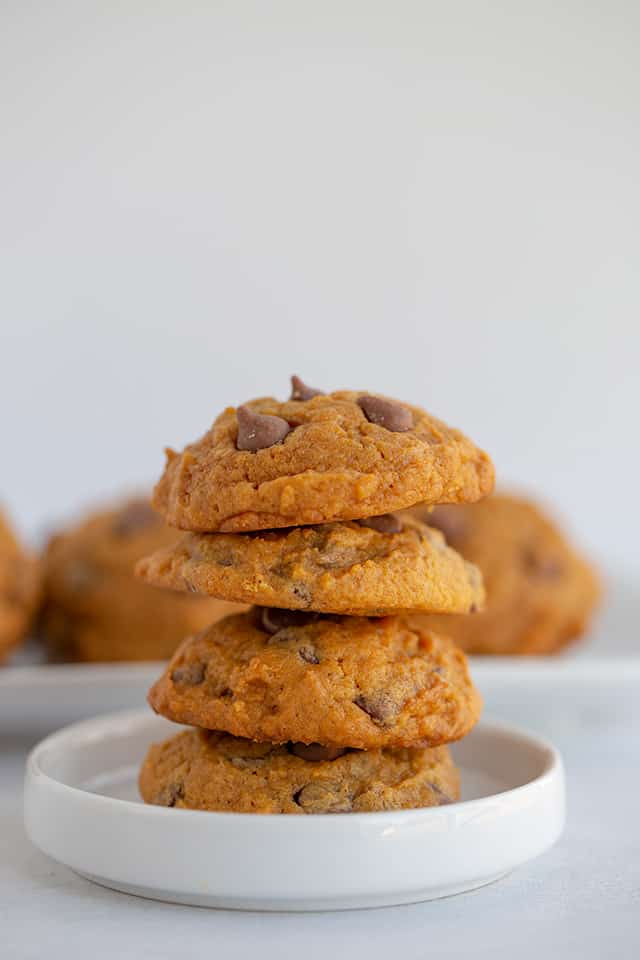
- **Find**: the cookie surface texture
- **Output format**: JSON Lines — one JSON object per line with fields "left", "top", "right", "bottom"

{"left": 139, "top": 728, "right": 460, "bottom": 813}
{"left": 136, "top": 515, "right": 484, "bottom": 616}
{"left": 148, "top": 610, "right": 482, "bottom": 749}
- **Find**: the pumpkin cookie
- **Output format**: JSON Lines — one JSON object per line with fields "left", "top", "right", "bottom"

{"left": 139, "top": 728, "right": 459, "bottom": 813}
{"left": 405, "top": 494, "right": 601, "bottom": 655}
{"left": 153, "top": 382, "right": 494, "bottom": 532}
{"left": 41, "top": 499, "right": 245, "bottom": 662}
{"left": 148, "top": 609, "right": 481, "bottom": 748}
{"left": 136, "top": 514, "right": 484, "bottom": 616}
{"left": 0, "top": 509, "right": 40, "bottom": 663}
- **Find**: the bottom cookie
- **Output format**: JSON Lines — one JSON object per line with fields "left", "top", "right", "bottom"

{"left": 139, "top": 728, "right": 460, "bottom": 814}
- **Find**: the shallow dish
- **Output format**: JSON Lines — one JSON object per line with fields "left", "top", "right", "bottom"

{"left": 24, "top": 710, "right": 564, "bottom": 911}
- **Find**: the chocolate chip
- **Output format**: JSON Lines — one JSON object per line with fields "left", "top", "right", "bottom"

{"left": 430, "top": 782, "right": 454, "bottom": 805}
{"left": 288, "top": 743, "right": 347, "bottom": 762}
{"left": 156, "top": 782, "right": 184, "bottom": 807}
{"left": 214, "top": 554, "right": 235, "bottom": 568}
{"left": 358, "top": 395, "right": 413, "bottom": 432}
{"left": 426, "top": 506, "right": 467, "bottom": 546}
{"left": 289, "top": 743, "right": 344, "bottom": 763}
{"left": 171, "top": 662, "right": 206, "bottom": 686}
{"left": 291, "top": 582, "right": 312, "bottom": 605}
{"left": 65, "top": 561, "right": 95, "bottom": 592}
{"left": 357, "top": 514, "right": 403, "bottom": 534}
{"left": 260, "top": 607, "right": 314, "bottom": 634}
{"left": 353, "top": 693, "right": 396, "bottom": 724}
{"left": 522, "top": 547, "right": 564, "bottom": 580}
{"left": 112, "top": 501, "right": 157, "bottom": 537}
{"left": 236, "top": 405, "right": 291, "bottom": 452}
{"left": 290, "top": 375, "right": 324, "bottom": 401}
{"left": 3, "top": 589, "right": 21, "bottom": 608}
{"left": 230, "top": 756, "right": 265, "bottom": 769}
{"left": 299, "top": 646, "right": 320, "bottom": 664}
{"left": 293, "top": 782, "right": 353, "bottom": 812}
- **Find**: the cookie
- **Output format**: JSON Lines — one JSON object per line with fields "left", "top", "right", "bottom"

{"left": 153, "top": 383, "right": 494, "bottom": 532}
{"left": 405, "top": 494, "right": 601, "bottom": 655}
{"left": 148, "top": 609, "right": 482, "bottom": 748}
{"left": 139, "top": 728, "right": 459, "bottom": 813}
{"left": 41, "top": 499, "right": 245, "bottom": 662}
{"left": 0, "top": 510, "right": 40, "bottom": 663}
{"left": 135, "top": 514, "right": 484, "bottom": 616}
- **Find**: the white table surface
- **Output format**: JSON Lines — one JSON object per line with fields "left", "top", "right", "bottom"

{"left": 2, "top": 717, "right": 639, "bottom": 960}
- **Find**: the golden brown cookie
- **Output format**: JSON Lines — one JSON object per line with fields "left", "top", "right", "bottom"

{"left": 148, "top": 610, "right": 482, "bottom": 748}
{"left": 405, "top": 494, "right": 601, "bottom": 655}
{"left": 139, "top": 728, "right": 459, "bottom": 813}
{"left": 41, "top": 499, "right": 245, "bottom": 662}
{"left": 136, "top": 514, "right": 484, "bottom": 616}
{"left": 153, "top": 386, "right": 494, "bottom": 532}
{"left": 0, "top": 510, "right": 40, "bottom": 664}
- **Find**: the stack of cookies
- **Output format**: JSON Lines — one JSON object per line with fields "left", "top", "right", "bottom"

{"left": 138, "top": 379, "right": 494, "bottom": 814}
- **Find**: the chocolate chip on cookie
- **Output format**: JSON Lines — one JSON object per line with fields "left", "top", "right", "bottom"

{"left": 260, "top": 607, "right": 315, "bottom": 634}
{"left": 112, "top": 500, "right": 157, "bottom": 538}
{"left": 155, "top": 781, "right": 184, "bottom": 807}
{"left": 288, "top": 743, "right": 347, "bottom": 762}
{"left": 357, "top": 514, "right": 403, "bottom": 534}
{"left": 171, "top": 662, "right": 206, "bottom": 686}
{"left": 236, "top": 405, "right": 291, "bottom": 451}
{"left": 358, "top": 395, "right": 413, "bottom": 432}
{"left": 298, "top": 645, "right": 320, "bottom": 664}
{"left": 522, "top": 547, "right": 564, "bottom": 580}
{"left": 426, "top": 505, "right": 467, "bottom": 547}
{"left": 290, "top": 375, "right": 324, "bottom": 401}
{"left": 353, "top": 693, "right": 397, "bottom": 724}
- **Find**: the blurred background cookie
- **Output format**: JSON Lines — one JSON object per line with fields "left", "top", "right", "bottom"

{"left": 40, "top": 499, "right": 245, "bottom": 662}
{"left": 405, "top": 494, "right": 601, "bottom": 656}
{"left": 0, "top": 508, "right": 40, "bottom": 664}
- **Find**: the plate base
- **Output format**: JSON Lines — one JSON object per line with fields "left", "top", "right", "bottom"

{"left": 76, "top": 871, "right": 510, "bottom": 911}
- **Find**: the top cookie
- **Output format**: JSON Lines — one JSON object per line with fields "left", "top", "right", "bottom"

{"left": 0, "top": 509, "right": 40, "bottom": 663}
{"left": 153, "top": 382, "right": 495, "bottom": 532}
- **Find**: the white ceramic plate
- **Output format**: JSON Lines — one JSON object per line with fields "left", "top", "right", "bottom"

{"left": 24, "top": 710, "right": 565, "bottom": 911}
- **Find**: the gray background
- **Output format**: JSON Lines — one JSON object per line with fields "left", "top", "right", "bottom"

{"left": 1, "top": 1, "right": 638, "bottom": 575}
